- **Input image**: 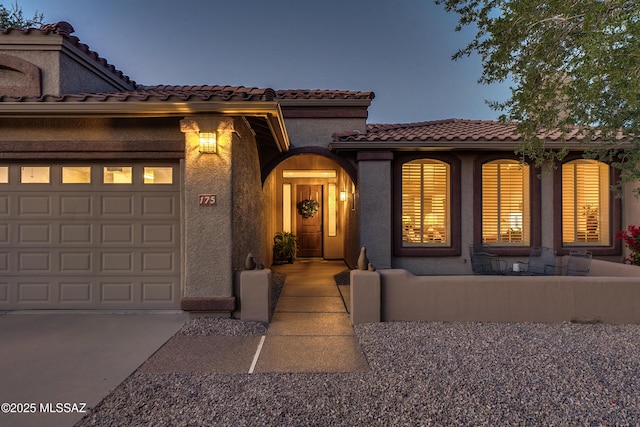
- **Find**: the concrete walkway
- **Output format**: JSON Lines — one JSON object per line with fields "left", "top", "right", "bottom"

{"left": 140, "top": 260, "right": 368, "bottom": 375}
{"left": 255, "top": 259, "right": 368, "bottom": 373}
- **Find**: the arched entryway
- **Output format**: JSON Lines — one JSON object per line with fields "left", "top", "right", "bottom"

{"left": 263, "top": 151, "right": 358, "bottom": 267}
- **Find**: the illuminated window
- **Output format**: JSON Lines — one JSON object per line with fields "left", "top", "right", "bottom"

{"left": 21, "top": 166, "right": 50, "bottom": 183}
{"left": 0, "top": 166, "right": 7, "bottom": 183}
{"left": 103, "top": 166, "right": 132, "bottom": 184}
{"left": 62, "top": 166, "right": 91, "bottom": 183}
{"left": 482, "top": 160, "right": 530, "bottom": 245}
{"left": 143, "top": 167, "right": 173, "bottom": 184}
{"left": 562, "top": 160, "right": 610, "bottom": 246}
{"left": 401, "top": 159, "right": 450, "bottom": 246}
{"left": 282, "top": 169, "right": 337, "bottom": 178}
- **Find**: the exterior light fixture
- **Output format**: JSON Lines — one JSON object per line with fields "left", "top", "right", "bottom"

{"left": 198, "top": 132, "right": 217, "bottom": 154}
{"left": 339, "top": 190, "right": 347, "bottom": 202}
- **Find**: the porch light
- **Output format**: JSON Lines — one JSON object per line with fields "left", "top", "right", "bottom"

{"left": 339, "top": 190, "right": 347, "bottom": 202}
{"left": 198, "top": 132, "right": 217, "bottom": 154}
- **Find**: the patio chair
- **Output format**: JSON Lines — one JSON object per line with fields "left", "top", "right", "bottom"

{"left": 565, "top": 249, "right": 592, "bottom": 276}
{"left": 519, "top": 247, "right": 557, "bottom": 275}
{"left": 469, "top": 245, "right": 508, "bottom": 275}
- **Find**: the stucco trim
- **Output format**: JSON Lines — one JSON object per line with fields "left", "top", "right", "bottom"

{"left": 261, "top": 146, "right": 358, "bottom": 185}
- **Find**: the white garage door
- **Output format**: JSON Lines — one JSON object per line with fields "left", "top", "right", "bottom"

{"left": 0, "top": 163, "right": 181, "bottom": 310}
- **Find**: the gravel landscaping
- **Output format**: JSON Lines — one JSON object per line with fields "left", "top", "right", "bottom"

{"left": 77, "top": 320, "right": 640, "bottom": 426}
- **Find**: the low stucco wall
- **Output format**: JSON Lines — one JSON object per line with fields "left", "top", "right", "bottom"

{"left": 351, "top": 262, "right": 640, "bottom": 325}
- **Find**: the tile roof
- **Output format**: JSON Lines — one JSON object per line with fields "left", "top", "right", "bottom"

{"left": 1, "top": 22, "right": 135, "bottom": 87}
{"left": 0, "top": 85, "right": 378, "bottom": 104}
{"left": 276, "top": 89, "right": 374, "bottom": 101}
{"left": 332, "top": 118, "right": 593, "bottom": 142}
{"left": 0, "top": 85, "right": 277, "bottom": 103}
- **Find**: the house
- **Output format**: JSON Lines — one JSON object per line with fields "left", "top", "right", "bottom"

{"left": 0, "top": 22, "right": 635, "bottom": 314}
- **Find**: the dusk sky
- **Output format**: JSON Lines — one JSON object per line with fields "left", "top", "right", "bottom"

{"left": 15, "top": 0, "right": 511, "bottom": 124}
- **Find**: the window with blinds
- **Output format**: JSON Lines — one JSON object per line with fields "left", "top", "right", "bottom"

{"left": 482, "top": 160, "right": 530, "bottom": 245}
{"left": 562, "top": 160, "right": 610, "bottom": 246}
{"left": 401, "top": 159, "right": 450, "bottom": 246}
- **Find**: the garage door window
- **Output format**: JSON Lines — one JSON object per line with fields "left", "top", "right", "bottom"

{"left": 104, "top": 167, "right": 132, "bottom": 184}
{"left": 0, "top": 167, "right": 7, "bottom": 183}
{"left": 144, "top": 167, "right": 173, "bottom": 184}
{"left": 21, "top": 166, "right": 50, "bottom": 183}
{"left": 62, "top": 166, "right": 91, "bottom": 183}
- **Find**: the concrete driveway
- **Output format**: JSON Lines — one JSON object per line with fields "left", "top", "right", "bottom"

{"left": 0, "top": 311, "right": 188, "bottom": 427}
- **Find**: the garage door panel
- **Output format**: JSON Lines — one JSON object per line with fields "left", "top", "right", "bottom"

{"left": 0, "top": 196, "right": 8, "bottom": 215}
{"left": 101, "top": 252, "right": 134, "bottom": 272}
{"left": 60, "top": 252, "right": 92, "bottom": 272}
{"left": 60, "top": 195, "right": 93, "bottom": 216}
{"left": 0, "top": 224, "right": 8, "bottom": 244}
{"left": 60, "top": 224, "right": 93, "bottom": 244}
{"left": 142, "top": 223, "right": 177, "bottom": 244}
{"left": 18, "top": 224, "right": 51, "bottom": 244}
{"left": 100, "top": 282, "right": 134, "bottom": 303}
{"left": 18, "top": 252, "right": 51, "bottom": 272}
{"left": 101, "top": 223, "right": 134, "bottom": 244}
{"left": 2, "top": 163, "right": 181, "bottom": 310}
{"left": 17, "top": 282, "right": 51, "bottom": 303}
{"left": 0, "top": 283, "right": 7, "bottom": 302}
{"left": 0, "top": 276, "right": 181, "bottom": 309}
{"left": 101, "top": 195, "right": 134, "bottom": 216}
{"left": 142, "top": 282, "right": 174, "bottom": 302}
{"left": 19, "top": 195, "right": 52, "bottom": 216}
{"left": 60, "top": 282, "right": 92, "bottom": 302}
{"left": 142, "top": 195, "right": 177, "bottom": 216}
{"left": 142, "top": 252, "right": 176, "bottom": 272}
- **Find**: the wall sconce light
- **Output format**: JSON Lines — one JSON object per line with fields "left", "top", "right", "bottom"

{"left": 198, "top": 132, "right": 217, "bottom": 154}
{"left": 339, "top": 190, "right": 347, "bottom": 202}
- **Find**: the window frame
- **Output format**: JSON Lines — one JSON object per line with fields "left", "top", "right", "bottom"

{"left": 554, "top": 154, "right": 621, "bottom": 256}
{"left": 473, "top": 154, "right": 541, "bottom": 257}
{"left": 394, "top": 152, "right": 461, "bottom": 257}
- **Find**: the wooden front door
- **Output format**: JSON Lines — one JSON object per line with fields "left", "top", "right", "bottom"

{"left": 296, "top": 184, "right": 323, "bottom": 257}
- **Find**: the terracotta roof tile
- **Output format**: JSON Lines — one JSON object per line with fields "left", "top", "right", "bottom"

{"left": 0, "top": 85, "right": 277, "bottom": 103}
{"left": 1, "top": 21, "right": 136, "bottom": 87}
{"left": 332, "top": 119, "right": 597, "bottom": 143}
{"left": 276, "top": 89, "right": 374, "bottom": 100}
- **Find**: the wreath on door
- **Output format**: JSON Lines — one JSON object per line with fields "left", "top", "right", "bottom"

{"left": 298, "top": 199, "right": 320, "bottom": 218}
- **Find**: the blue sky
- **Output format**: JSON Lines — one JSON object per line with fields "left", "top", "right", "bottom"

{"left": 14, "top": 0, "right": 510, "bottom": 124}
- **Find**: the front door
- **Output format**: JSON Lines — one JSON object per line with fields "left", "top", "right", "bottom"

{"left": 296, "top": 184, "right": 323, "bottom": 257}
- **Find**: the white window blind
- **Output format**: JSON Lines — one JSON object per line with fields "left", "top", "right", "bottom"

{"left": 482, "top": 161, "right": 530, "bottom": 245}
{"left": 562, "top": 160, "right": 610, "bottom": 245}
{"left": 401, "top": 160, "right": 449, "bottom": 246}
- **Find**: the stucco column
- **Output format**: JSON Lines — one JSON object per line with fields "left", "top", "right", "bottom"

{"left": 180, "top": 116, "right": 235, "bottom": 311}
{"left": 357, "top": 152, "right": 393, "bottom": 269}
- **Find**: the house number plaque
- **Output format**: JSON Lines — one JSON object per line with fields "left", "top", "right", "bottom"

{"left": 198, "top": 194, "right": 216, "bottom": 206}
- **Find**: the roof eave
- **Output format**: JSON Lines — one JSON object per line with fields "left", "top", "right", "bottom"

{"left": 0, "top": 100, "right": 290, "bottom": 152}
{"left": 329, "top": 140, "right": 581, "bottom": 152}
{"left": 278, "top": 98, "right": 372, "bottom": 108}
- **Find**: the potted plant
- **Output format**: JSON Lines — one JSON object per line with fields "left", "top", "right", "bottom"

{"left": 273, "top": 231, "right": 297, "bottom": 264}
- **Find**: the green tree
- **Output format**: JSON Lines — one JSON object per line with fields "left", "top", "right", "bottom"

{"left": 0, "top": 1, "right": 44, "bottom": 29}
{"left": 437, "top": 0, "right": 640, "bottom": 193}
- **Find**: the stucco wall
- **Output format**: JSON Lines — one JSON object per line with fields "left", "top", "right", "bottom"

{"left": 181, "top": 116, "right": 234, "bottom": 298}
{"left": 0, "top": 32, "right": 135, "bottom": 95}
{"left": 232, "top": 118, "right": 266, "bottom": 269}
{"left": 0, "top": 117, "right": 183, "bottom": 142}
{"left": 285, "top": 118, "right": 366, "bottom": 148}
{"left": 357, "top": 155, "right": 392, "bottom": 269}
{"left": 351, "top": 267, "right": 640, "bottom": 325}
